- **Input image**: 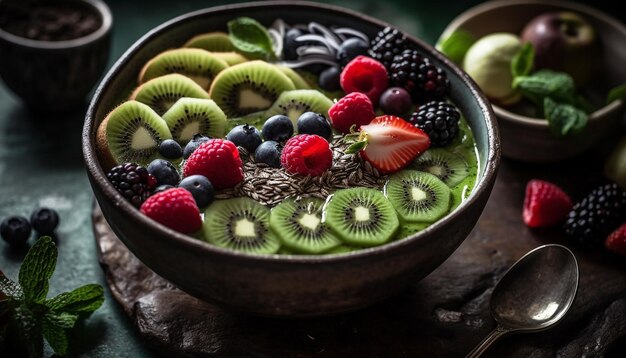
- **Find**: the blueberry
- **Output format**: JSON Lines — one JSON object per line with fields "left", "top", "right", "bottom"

{"left": 297, "top": 112, "right": 332, "bottom": 141}
{"left": 147, "top": 159, "right": 180, "bottom": 186}
{"left": 336, "top": 38, "right": 369, "bottom": 67}
{"left": 255, "top": 141, "right": 282, "bottom": 168}
{"left": 183, "top": 134, "right": 211, "bottom": 159}
{"left": 154, "top": 184, "right": 174, "bottom": 194}
{"left": 284, "top": 28, "right": 305, "bottom": 61}
{"left": 1, "top": 216, "right": 31, "bottom": 246}
{"left": 179, "top": 175, "right": 214, "bottom": 209}
{"left": 318, "top": 66, "right": 341, "bottom": 92}
{"left": 379, "top": 87, "right": 412, "bottom": 116}
{"left": 262, "top": 115, "right": 294, "bottom": 142}
{"left": 30, "top": 207, "right": 59, "bottom": 235}
{"left": 159, "top": 139, "right": 183, "bottom": 160}
{"left": 226, "top": 124, "right": 262, "bottom": 153}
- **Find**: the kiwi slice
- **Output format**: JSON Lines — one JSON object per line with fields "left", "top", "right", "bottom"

{"left": 324, "top": 188, "right": 399, "bottom": 247}
{"left": 211, "top": 52, "right": 249, "bottom": 66}
{"left": 385, "top": 170, "right": 451, "bottom": 223}
{"left": 264, "top": 89, "right": 333, "bottom": 125}
{"left": 274, "top": 65, "right": 310, "bottom": 89}
{"left": 97, "top": 100, "right": 172, "bottom": 167}
{"left": 209, "top": 61, "right": 295, "bottom": 118}
{"left": 184, "top": 32, "right": 236, "bottom": 52}
{"left": 412, "top": 148, "right": 470, "bottom": 187}
{"left": 162, "top": 98, "right": 227, "bottom": 145}
{"left": 130, "top": 74, "right": 209, "bottom": 115}
{"left": 138, "top": 49, "right": 228, "bottom": 90}
{"left": 203, "top": 197, "right": 280, "bottom": 254}
{"left": 270, "top": 198, "right": 341, "bottom": 254}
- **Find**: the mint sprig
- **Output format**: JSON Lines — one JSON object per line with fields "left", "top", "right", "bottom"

{"left": 544, "top": 97, "right": 588, "bottom": 136}
{"left": 511, "top": 42, "right": 534, "bottom": 78}
{"left": 0, "top": 237, "right": 104, "bottom": 357}
{"left": 228, "top": 17, "right": 276, "bottom": 61}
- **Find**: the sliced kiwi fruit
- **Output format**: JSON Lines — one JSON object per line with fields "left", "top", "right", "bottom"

{"left": 395, "top": 221, "right": 430, "bottom": 240}
{"left": 209, "top": 61, "right": 295, "bottom": 118}
{"left": 130, "top": 74, "right": 209, "bottom": 115}
{"left": 384, "top": 170, "right": 451, "bottom": 223}
{"left": 264, "top": 89, "right": 333, "bottom": 125}
{"left": 184, "top": 32, "right": 236, "bottom": 52}
{"left": 270, "top": 198, "right": 341, "bottom": 254}
{"left": 274, "top": 65, "right": 310, "bottom": 89}
{"left": 138, "top": 49, "right": 229, "bottom": 90}
{"left": 97, "top": 100, "right": 172, "bottom": 167}
{"left": 324, "top": 188, "right": 399, "bottom": 247}
{"left": 203, "top": 197, "right": 280, "bottom": 254}
{"left": 412, "top": 148, "right": 469, "bottom": 188}
{"left": 162, "top": 98, "right": 227, "bottom": 145}
{"left": 211, "top": 52, "right": 249, "bottom": 66}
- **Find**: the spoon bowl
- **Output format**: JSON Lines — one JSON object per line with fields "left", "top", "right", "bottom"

{"left": 467, "top": 244, "right": 579, "bottom": 357}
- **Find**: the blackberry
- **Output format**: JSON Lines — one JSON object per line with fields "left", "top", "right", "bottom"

{"left": 409, "top": 101, "right": 460, "bottom": 147}
{"left": 389, "top": 49, "right": 450, "bottom": 104}
{"left": 107, "top": 163, "right": 157, "bottom": 208}
{"left": 564, "top": 183, "right": 626, "bottom": 247}
{"left": 369, "top": 27, "right": 413, "bottom": 70}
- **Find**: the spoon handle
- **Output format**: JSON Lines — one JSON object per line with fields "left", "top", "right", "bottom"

{"left": 465, "top": 325, "right": 509, "bottom": 358}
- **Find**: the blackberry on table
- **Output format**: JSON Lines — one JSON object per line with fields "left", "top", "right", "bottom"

{"left": 369, "top": 27, "right": 413, "bottom": 70}
{"left": 409, "top": 101, "right": 460, "bottom": 147}
{"left": 107, "top": 163, "right": 157, "bottom": 208}
{"left": 564, "top": 183, "right": 626, "bottom": 247}
{"left": 389, "top": 49, "right": 450, "bottom": 104}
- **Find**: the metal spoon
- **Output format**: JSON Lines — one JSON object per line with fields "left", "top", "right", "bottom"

{"left": 466, "top": 244, "right": 579, "bottom": 358}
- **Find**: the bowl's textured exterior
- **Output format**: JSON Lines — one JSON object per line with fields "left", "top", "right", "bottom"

{"left": 82, "top": 1, "right": 500, "bottom": 317}
{"left": 440, "top": 0, "right": 626, "bottom": 162}
{"left": 0, "top": 0, "right": 112, "bottom": 112}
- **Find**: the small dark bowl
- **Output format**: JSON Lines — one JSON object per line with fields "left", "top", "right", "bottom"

{"left": 82, "top": 1, "right": 500, "bottom": 317}
{"left": 0, "top": 0, "right": 112, "bottom": 112}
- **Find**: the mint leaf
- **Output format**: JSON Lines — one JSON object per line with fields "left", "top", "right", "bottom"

{"left": 607, "top": 83, "right": 626, "bottom": 104}
{"left": 19, "top": 237, "right": 57, "bottom": 303}
{"left": 46, "top": 284, "right": 104, "bottom": 315}
{"left": 544, "top": 97, "right": 588, "bottom": 136}
{"left": 513, "top": 70, "right": 576, "bottom": 104}
{"left": 0, "top": 270, "right": 22, "bottom": 299}
{"left": 436, "top": 30, "right": 475, "bottom": 64}
{"left": 43, "top": 311, "right": 78, "bottom": 356}
{"left": 228, "top": 17, "right": 276, "bottom": 61}
{"left": 511, "top": 42, "right": 534, "bottom": 78}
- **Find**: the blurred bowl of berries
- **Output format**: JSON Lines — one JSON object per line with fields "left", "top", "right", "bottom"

{"left": 0, "top": 0, "right": 112, "bottom": 112}
{"left": 82, "top": 1, "right": 499, "bottom": 316}
{"left": 438, "top": 0, "right": 626, "bottom": 162}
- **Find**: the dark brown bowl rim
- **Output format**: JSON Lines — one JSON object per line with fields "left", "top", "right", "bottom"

{"left": 439, "top": 0, "right": 626, "bottom": 127}
{"left": 82, "top": 0, "right": 500, "bottom": 264}
{"left": 0, "top": 0, "right": 112, "bottom": 49}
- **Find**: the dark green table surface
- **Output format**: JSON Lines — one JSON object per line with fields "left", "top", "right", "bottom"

{"left": 1, "top": 0, "right": 624, "bottom": 357}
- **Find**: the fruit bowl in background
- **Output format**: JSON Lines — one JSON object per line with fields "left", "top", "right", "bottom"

{"left": 439, "top": 0, "right": 626, "bottom": 162}
{"left": 82, "top": 1, "right": 500, "bottom": 317}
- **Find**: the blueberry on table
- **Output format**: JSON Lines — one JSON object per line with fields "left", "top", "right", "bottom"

{"left": 1, "top": 216, "right": 31, "bottom": 246}
{"left": 262, "top": 115, "right": 294, "bottom": 142}
{"left": 159, "top": 139, "right": 183, "bottom": 160}
{"left": 147, "top": 159, "right": 181, "bottom": 186}
{"left": 255, "top": 141, "right": 282, "bottom": 168}
{"left": 30, "top": 207, "right": 59, "bottom": 235}
{"left": 183, "top": 134, "right": 211, "bottom": 159}
{"left": 318, "top": 66, "right": 341, "bottom": 92}
{"left": 179, "top": 175, "right": 215, "bottom": 209}
{"left": 297, "top": 112, "right": 332, "bottom": 141}
{"left": 226, "top": 124, "right": 263, "bottom": 153}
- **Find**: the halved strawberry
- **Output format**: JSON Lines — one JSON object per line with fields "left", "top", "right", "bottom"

{"left": 346, "top": 115, "right": 430, "bottom": 174}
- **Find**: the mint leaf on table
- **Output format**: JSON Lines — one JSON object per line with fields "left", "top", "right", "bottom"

{"left": 607, "top": 83, "right": 626, "bottom": 104}
{"left": 42, "top": 311, "right": 78, "bottom": 356}
{"left": 513, "top": 69, "right": 576, "bottom": 105}
{"left": 228, "top": 17, "right": 276, "bottom": 61}
{"left": 19, "top": 236, "right": 57, "bottom": 304}
{"left": 46, "top": 284, "right": 104, "bottom": 314}
{"left": 511, "top": 42, "right": 534, "bottom": 78}
{"left": 436, "top": 30, "right": 475, "bottom": 64}
{"left": 544, "top": 97, "right": 588, "bottom": 136}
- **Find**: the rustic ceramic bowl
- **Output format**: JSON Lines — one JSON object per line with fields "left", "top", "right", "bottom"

{"left": 0, "top": 0, "right": 112, "bottom": 112}
{"left": 439, "top": 0, "right": 626, "bottom": 162}
{"left": 82, "top": 1, "right": 500, "bottom": 317}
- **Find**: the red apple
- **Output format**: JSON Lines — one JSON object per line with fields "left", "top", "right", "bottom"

{"left": 521, "top": 12, "right": 599, "bottom": 86}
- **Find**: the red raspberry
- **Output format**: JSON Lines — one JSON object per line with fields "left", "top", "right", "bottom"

{"left": 523, "top": 180, "right": 572, "bottom": 228}
{"left": 183, "top": 139, "right": 244, "bottom": 190}
{"left": 606, "top": 223, "right": 626, "bottom": 257}
{"left": 140, "top": 188, "right": 202, "bottom": 234}
{"left": 328, "top": 92, "right": 375, "bottom": 134}
{"left": 281, "top": 134, "right": 332, "bottom": 176}
{"left": 340, "top": 55, "right": 389, "bottom": 104}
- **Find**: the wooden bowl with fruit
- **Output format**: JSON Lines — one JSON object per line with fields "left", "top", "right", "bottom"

{"left": 438, "top": 0, "right": 626, "bottom": 162}
{"left": 82, "top": 1, "right": 499, "bottom": 316}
